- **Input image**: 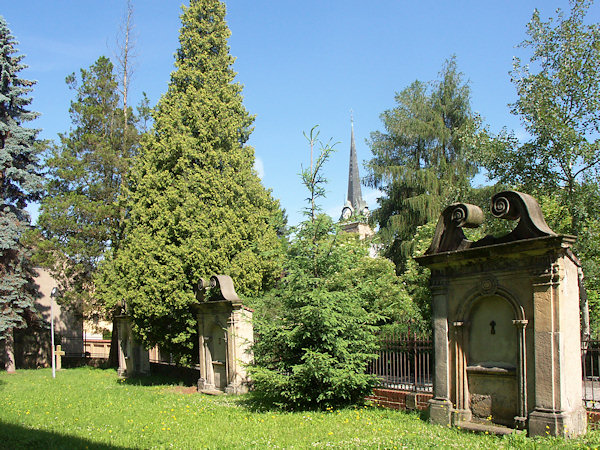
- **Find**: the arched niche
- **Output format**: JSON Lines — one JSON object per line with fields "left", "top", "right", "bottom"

{"left": 453, "top": 287, "right": 528, "bottom": 428}
{"left": 468, "top": 295, "right": 518, "bottom": 368}
{"left": 206, "top": 320, "right": 228, "bottom": 390}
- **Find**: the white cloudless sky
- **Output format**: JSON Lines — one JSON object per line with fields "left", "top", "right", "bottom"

{"left": 3, "top": 0, "right": 598, "bottom": 226}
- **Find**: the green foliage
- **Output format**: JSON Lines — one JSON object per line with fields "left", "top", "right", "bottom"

{"left": 250, "top": 131, "right": 421, "bottom": 409}
{"left": 471, "top": 0, "right": 600, "bottom": 334}
{"left": 250, "top": 215, "right": 381, "bottom": 410}
{"left": 476, "top": 0, "right": 600, "bottom": 231}
{"left": 34, "top": 56, "right": 138, "bottom": 320}
{"left": 301, "top": 125, "right": 338, "bottom": 223}
{"left": 366, "top": 57, "right": 480, "bottom": 271}
{"left": 0, "top": 16, "right": 44, "bottom": 345}
{"left": 395, "top": 222, "right": 436, "bottom": 333}
{"left": 98, "top": 0, "right": 284, "bottom": 361}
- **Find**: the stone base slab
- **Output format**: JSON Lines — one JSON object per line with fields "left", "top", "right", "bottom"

{"left": 528, "top": 408, "right": 587, "bottom": 438}
{"left": 451, "top": 408, "right": 472, "bottom": 425}
{"left": 429, "top": 398, "right": 453, "bottom": 426}
{"left": 225, "top": 383, "right": 248, "bottom": 395}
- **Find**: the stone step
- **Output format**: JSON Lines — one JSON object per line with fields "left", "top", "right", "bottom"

{"left": 458, "top": 421, "right": 521, "bottom": 436}
{"left": 199, "top": 389, "right": 224, "bottom": 396}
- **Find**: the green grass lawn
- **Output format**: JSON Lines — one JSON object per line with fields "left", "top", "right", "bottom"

{"left": 1, "top": 367, "right": 599, "bottom": 449}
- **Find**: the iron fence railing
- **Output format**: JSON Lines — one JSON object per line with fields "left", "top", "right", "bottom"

{"left": 582, "top": 338, "right": 600, "bottom": 409}
{"left": 368, "top": 332, "right": 433, "bottom": 393}
{"left": 369, "top": 334, "right": 600, "bottom": 407}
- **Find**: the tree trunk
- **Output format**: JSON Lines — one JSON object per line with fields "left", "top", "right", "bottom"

{"left": 4, "top": 328, "right": 16, "bottom": 373}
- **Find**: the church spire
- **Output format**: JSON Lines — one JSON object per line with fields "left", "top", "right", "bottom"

{"left": 347, "top": 114, "right": 366, "bottom": 213}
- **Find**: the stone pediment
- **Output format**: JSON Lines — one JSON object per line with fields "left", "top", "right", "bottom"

{"left": 424, "top": 190, "right": 565, "bottom": 257}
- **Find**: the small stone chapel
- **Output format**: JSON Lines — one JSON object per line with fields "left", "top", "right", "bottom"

{"left": 417, "top": 191, "right": 586, "bottom": 438}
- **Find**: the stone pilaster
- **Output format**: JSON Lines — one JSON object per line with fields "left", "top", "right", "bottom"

{"left": 428, "top": 277, "right": 453, "bottom": 426}
{"left": 528, "top": 263, "right": 587, "bottom": 437}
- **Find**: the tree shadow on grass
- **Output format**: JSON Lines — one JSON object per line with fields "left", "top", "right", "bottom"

{"left": 237, "top": 393, "right": 285, "bottom": 413}
{"left": 238, "top": 391, "right": 373, "bottom": 414}
{"left": 0, "top": 421, "right": 128, "bottom": 449}
{"left": 117, "top": 372, "right": 197, "bottom": 388}
{"left": 239, "top": 391, "right": 433, "bottom": 421}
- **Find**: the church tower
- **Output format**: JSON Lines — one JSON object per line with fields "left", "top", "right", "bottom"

{"left": 340, "top": 116, "right": 374, "bottom": 240}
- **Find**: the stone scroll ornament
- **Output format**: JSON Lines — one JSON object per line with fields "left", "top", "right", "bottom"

{"left": 425, "top": 190, "right": 557, "bottom": 255}
{"left": 425, "top": 203, "right": 484, "bottom": 255}
{"left": 194, "top": 275, "right": 241, "bottom": 302}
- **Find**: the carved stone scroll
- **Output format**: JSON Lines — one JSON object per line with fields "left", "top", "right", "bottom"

{"left": 426, "top": 191, "right": 559, "bottom": 256}
{"left": 195, "top": 275, "right": 241, "bottom": 303}
{"left": 425, "top": 203, "right": 484, "bottom": 255}
{"left": 210, "top": 275, "right": 241, "bottom": 302}
{"left": 474, "top": 191, "right": 557, "bottom": 246}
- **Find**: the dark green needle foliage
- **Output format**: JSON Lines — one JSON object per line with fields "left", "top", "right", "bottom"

{"left": 366, "top": 57, "right": 479, "bottom": 272}
{"left": 34, "top": 56, "right": 138, "bottom": 320}
{"left": 0, "top": 16, "right": 44, "bottom": 367}
{"left": 249, "top": 130, "right": 421, "bottom": 410}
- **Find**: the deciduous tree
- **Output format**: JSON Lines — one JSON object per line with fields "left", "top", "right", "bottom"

{"left": 473, "top": 0, "right": 600, "bottom": 333}
{"left": 478, "top": 0, "right": 600, "bottom": 234}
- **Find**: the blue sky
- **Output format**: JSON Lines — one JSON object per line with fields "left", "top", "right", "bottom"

{"left": 3, "top": 1, "right": 598, "bottom": 226}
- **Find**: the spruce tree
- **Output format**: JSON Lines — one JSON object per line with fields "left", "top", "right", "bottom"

{"left": 98, "top": 0, "right": 284, "bottom": 361}
{"left": 0, "top": 16, "right": 44, "bottom": 371}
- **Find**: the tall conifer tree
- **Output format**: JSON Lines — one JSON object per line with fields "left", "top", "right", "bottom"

{"left": 366, "top": 58, "right": 479, "bottom": 271}
{"left": 98, "top": 0, "right": 283, "bottom": 360}
{"left": 0, "top": 16, "right": 44, "bottom": 371}
{"left": 35, "top": 56, "right": 137, "bottom": 320}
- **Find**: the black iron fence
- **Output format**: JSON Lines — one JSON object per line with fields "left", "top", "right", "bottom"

{"left": 582, "top": 339, "right": 600, "bottom": 409}
{"left": 368, "top": 333, "right": 600, "bottom": 407}
{"left": 368, "top": 332, "right": 433, "bottom": 393}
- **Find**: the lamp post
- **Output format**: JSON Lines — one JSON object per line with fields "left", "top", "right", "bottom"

{"left": 50, "top": 287, "right": 58, "bottom": 379}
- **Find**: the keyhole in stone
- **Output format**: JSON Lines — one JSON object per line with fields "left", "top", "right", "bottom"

{"left": 490, "top": 320, "right": 496, "bottom": 335}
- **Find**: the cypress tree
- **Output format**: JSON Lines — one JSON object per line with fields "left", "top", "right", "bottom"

{"left": 0, "top": 16, "right": 44, "bottom": 371}
{"left": 98, "top": 0, "right": 284, "bottom": 361}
